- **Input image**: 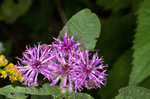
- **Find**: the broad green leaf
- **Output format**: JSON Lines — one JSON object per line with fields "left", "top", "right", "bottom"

{"left": 0, "top": 83, "right": 62, "bottom": 98}
{"left": 115, "top": 86, "right": 150, "bottom": 99}
{"left": 129, "top": 0, "right": 150, "bottom": 85}
{"left": 0, "top": 83, "right": 93, "bottom": 99}
{"left": 61, "top": 9, "right": 101, "bottom": 50}
{"left": 0, "top": 0, "right": 32, "bottom": 22}
{"left": 0, "top": 85, "right": 27, "bottom": 99}
{"left": 100, "top": 50, "right": 132, "bottom": 99}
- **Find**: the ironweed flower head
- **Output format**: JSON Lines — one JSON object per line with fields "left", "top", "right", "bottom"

{"left": 50, "top": 48, "right": 76, "bottom": 92}
{"left": 73, "top": 50, "right": 108, "bottom": 92}
{"left": 52, "top": 31, "right": 81, "bottom": 53}
{"left": 17, "top": 44, "right": 55, "bottom": 86}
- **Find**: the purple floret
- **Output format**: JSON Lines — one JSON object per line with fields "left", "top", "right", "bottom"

{"left": 52, "top": 31, "right": 81, "bottom": 53}
{"left": 17, "top": 44, "right": 55, "bottom": 86}
{"left": 73, "top": 50, "right": 108, "bottom": 92}
{"left": 49, "top": 48, "right": 77, "bottom": 92}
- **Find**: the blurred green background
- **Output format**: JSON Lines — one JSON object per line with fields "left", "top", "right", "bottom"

{"left": 0, "top": 0, "right": 143, "bottom": 99}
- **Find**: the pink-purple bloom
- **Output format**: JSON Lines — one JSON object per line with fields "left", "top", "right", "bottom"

{"left": 52, "top": 32, "right": 80, "bottom": 53}
{"left": 17, "top": 44, "right": 55, "bottom": 86}
{"left": 49, "top": 48, "right": 76, "bottom": 92}
{"left": 73, "top": 50, "right": 108, "bottom": 91}
{"left": 17, "top": 32, "right": 108, "bottom": 92}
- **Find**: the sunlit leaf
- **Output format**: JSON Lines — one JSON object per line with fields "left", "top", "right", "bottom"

{"left": 61, "top": 9, "right": 101, "bottom": 50}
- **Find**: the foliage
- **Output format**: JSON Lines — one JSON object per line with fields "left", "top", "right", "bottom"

{"left": 0, "top": 0, "right": 150, "bottom": 98}
{"left": 115, "top": 86, "right": 150, "bottom": 99}
{"left": 61, "top": 9, "right": 101, "bottom": 50}
{"left": 0, "top": 83, "right": 93, "bottom": 99}
{"left": 129, "top": 0, "right": 150, "bottom": 85}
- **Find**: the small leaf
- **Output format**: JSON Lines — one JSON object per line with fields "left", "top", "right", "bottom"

{"left": 61, "top": 8, "right": 101, "bottom": 50}
{"left": 129, "top": 0, "right": 150, "bottom": 85}
{"left": 115, "top": 86, "right": 150, "bottom": 99}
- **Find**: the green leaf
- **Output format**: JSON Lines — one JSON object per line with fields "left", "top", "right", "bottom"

{"left": 115, "top": 86, "right": 150, "bottom": 99}
{"left": 0, "top": 83, "right": 62, "bottom": 98}
{"left": 0, "top": 0, "right": 32, "bottom": 22}
{"left": 68, "top": 93, "right": 94, "bottom": 99}
{"left": 31, "top": 95, "right": 53, "bottom": 99}
{"left": 129, "top": 0, "right": 150, "bottom": 85}
{"left": 0, "top": 85, "right": 27, "bottom": 99}
{"left": 0, "top": 83, "right": 93, "bottom": 99}
{"left": 100, "top": 50, "right": 132, "bottom": 99}
{"left": 61, "top": 8, "right": 101, "bottom": 50}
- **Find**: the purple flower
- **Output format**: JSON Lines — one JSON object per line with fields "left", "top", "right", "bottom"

{"left": 52, "top": 31, "right": 81, "bottom": 53}
{"left": 49, "top": 32, "right": 107, "bottom": 92}
{"left": 16, "top": 31, "right": 108, "bottom": 93}
{"left": 73, "top": 50, "right": 108, "bottom": 91}
{"left": 49, "top": 48, "right": 76, "bottom": 92}
{"left": 17, "top": 44, "right": 55, "bottom": 86}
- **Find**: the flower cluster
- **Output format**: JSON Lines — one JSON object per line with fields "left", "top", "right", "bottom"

{"left": 0, "top": 55, "right": 22, "bottom": 82}
{"left": 17, "top": 32, "right": 108, "bottom": 92}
